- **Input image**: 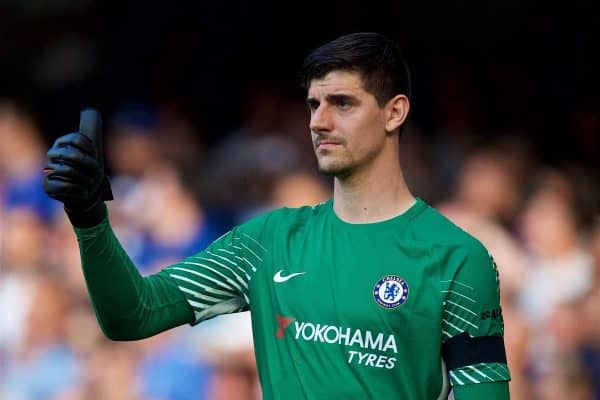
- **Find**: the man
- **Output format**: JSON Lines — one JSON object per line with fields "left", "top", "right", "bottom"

{"left": 43, "top": 32, "right": 511, "bottom": 399}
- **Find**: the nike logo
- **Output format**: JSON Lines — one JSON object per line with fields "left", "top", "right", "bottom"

{"left": 273, "top": 269, "right": 306, "bottom": 283}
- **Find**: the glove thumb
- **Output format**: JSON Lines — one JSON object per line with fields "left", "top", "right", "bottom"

{"left": 79, "top": 108, "right": 113, "bottom": 201}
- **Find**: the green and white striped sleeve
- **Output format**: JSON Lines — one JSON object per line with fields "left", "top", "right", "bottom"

{"left": 440, "top": 241, "right": 511, "bottom": 388}
{"left": 163, "top": 218, "right": 269, "bottom": 325}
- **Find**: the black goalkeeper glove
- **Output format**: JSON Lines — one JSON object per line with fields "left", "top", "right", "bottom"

{"left": 43, "top": 109, "right": 113, "bottom": 227}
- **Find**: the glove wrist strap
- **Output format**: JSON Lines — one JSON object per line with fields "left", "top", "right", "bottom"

{"left": 65, "top": 200, "right": 107, "bottom": 228}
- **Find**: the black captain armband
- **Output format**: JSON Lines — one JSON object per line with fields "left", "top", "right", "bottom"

{"left": 442, "top": 332, "right": 507, "bottom": 370}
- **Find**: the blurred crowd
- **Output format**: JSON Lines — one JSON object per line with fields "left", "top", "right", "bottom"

{"left": 0, "top": 88, "right": 599, "bottom": 400}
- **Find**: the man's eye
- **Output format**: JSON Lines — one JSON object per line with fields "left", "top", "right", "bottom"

{"left": 337, "top": 100, "right": 352, "bottom": 110}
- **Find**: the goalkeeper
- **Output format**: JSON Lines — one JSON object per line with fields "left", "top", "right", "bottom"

{"left": 43, "top": 32, "right": 510, "bottom": 399}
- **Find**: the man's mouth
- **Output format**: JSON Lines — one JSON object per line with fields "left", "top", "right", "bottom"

{"left": 316, "top": 140, "right": 343, "bottom": 148}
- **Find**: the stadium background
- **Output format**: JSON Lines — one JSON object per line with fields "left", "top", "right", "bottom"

{"left": 1, "top": 1, "right": 599, "bottom": 399}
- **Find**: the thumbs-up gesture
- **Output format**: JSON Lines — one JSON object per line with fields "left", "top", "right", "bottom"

{"left": 43, "top": 109, "right": 113, "bottom": 226}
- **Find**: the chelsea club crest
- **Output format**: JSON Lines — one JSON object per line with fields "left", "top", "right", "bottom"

{"left": 373, "top": 275, "right": 409, "bottom": 309}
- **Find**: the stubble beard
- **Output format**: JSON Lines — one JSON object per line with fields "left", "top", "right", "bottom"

{"left": 315, "top": 144, "right": 383, "bottom": 180}
{"left": 316, "top": 155, "right": 354, "bottom": 179}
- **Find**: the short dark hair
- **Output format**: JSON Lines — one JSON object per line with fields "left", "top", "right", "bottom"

{"left": 300, "top": 32, "right": 411, "bottom": 107}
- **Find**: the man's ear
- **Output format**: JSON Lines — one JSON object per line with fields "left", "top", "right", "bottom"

{"left": 385, "top": 94, "right": 410, "bottom": 133}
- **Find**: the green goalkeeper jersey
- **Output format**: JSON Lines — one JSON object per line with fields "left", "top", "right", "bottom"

{"left": 160, "top": 198, "right": 510, "bottom": 399}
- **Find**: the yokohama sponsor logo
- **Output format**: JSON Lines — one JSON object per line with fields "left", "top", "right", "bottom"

{"left": 292, "top": 320, "right": 398, "bottom": 354}
{"left": 275, "top": 315, "right": 398, "bottom": 370}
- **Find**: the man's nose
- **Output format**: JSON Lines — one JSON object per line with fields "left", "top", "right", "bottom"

{"left": 309, "top": 105, "right": 333, "bottom": 133}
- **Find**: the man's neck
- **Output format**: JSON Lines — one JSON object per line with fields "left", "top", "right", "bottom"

{"left": 332, "top": 160, "right": 415, "bottom": 224}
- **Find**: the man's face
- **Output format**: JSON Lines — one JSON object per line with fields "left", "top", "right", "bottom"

{"left": 307, "top": 71, "right": 389, "bottom": 177}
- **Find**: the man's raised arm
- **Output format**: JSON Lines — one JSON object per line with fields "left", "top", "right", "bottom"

{"left": 43, "top": 109, "right": 195, "bottom": 340}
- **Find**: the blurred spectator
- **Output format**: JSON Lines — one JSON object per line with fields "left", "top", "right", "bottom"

{"left": 518, "top": 170, "right": 595, "bottom": 327}
{"left": 193, "top": 312, "right": 259, "bottom": 400}
{"left": 0, "top": 208, "right": 47, "bottom": 358}
{"left": 548, "top": 301, "right": 588, "bottom": 354}
{"left": 534, "top": 353, "right": 595, "bottom": 400}
{"left": 107, "top": 104, "right": 161, "bottom": 178}
{"left": 104, "top": 106, "right": 229, "bottom": 273}
{"left": 82, "top": 342, "right": 142, "bottom": 400}
{"left": 114, "top": 160, "right": 229, "bottom": 273}
{"left": 1, "top": 277, "right": 83, "bottom": 399}
{"left": 137, "top": 330, "right": 213, "bottom": 400}
{"left": 0, "top": 101, "right": 60, "bottom": 222}
{"left": 441, "top": 147, "right": 522, "bottom": 223}
{"left": 270, "top": 170, "right": 330, "bottom": 209}
{"left": 437, "top": 146, "right": 528, "bottom": 301}
{"left": 202, "top": 85, "right": 309, "bottom": 222}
